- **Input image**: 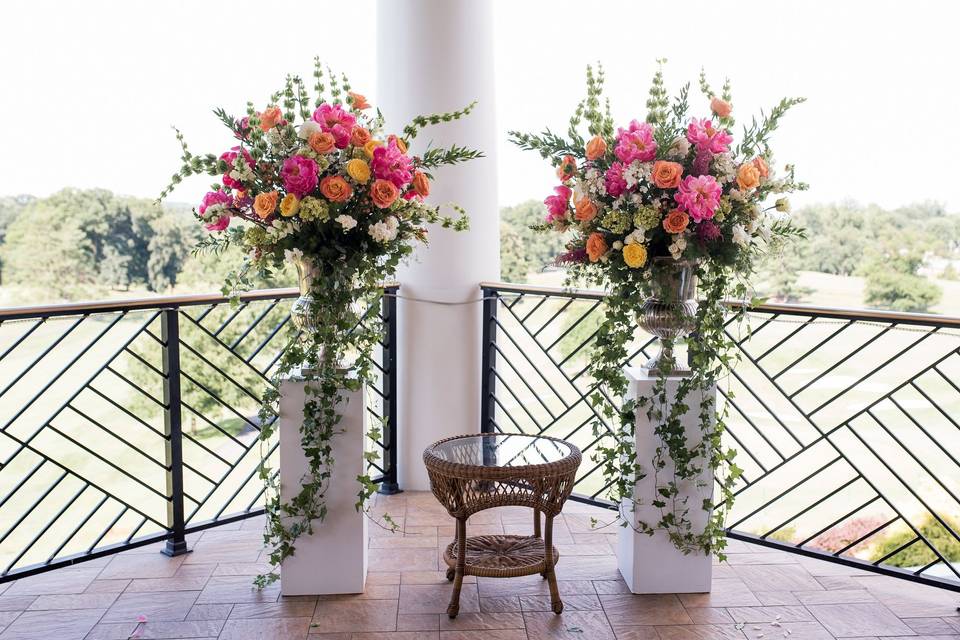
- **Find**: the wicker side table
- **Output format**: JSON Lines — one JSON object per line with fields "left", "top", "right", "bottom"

{"left": 423, "top": 433, "right": 581, "bottom": 618}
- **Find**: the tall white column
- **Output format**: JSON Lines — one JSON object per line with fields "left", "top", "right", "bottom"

{"left": 377, "top": 0, "right": 500, "bottom": 490}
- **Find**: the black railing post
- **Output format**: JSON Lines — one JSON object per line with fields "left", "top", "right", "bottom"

{"left": 378, "top": 287, "right": 401, "bottom": 495}
{"left": 480, "top": 287, "right": 498, "bottom": 436}
{"left": 161, "top": 308, "right": 190, "bottom": 556}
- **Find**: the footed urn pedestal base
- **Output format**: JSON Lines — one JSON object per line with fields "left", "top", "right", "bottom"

{"left": 617, "top": 367, "right": 715, "bottom": 594}
{"left": 278, "top": 377, "right": 368, "bottom": 596}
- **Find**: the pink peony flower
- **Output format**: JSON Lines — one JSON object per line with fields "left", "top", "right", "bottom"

{"left": 685, "top": 118, "right": 733, "bottom": 155}
{"left": 312, "top": 103, "right": 357, "bottom": 149}
{"left": 371, "top": 138, "right": 413, "bottom": 189}
{"left": 674, "top": 175, "right": 722, "bottom": 222}
{"left": 219, "top": 146, "right": 254, "bottom": 189}
{"left": 280, "top": 156, "right": 319, "bottom": 198}
{"left": 199, "top": 191, "right": 232, "bottom": 231}
{"left": 604, "top": 162, "right": 628, "bottom": 197}
{"left": 543, "top": 185, "right": 572, "bottom": 222}
{"left": 614, "top": 120, "right": 657, "bottom": 163}
{"left": 696, "top": 219, "right": 721, "bottom": 243}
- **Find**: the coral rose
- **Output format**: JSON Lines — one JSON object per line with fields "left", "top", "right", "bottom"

{"left": 622, "top": 243, "right": 648, "bottom": 268}
{"left": 585, "top": 232, "right": 608, "bottom": 262}
{"left": 574, "top": 196, "right": 598, "bottom": 223}
{"left": 350, "top": 126, "right": 372, "bottom": 147}
{"left": 556, "top": 155, "right": 577, "bottom": 182}
{"left": 662, "top": 209, "right": 690, "bottom": 234}
{"left": 736, "top": 163, "right": 761, "bottom": 191}
{"left": 752, "top": 156, "right": 769, "bottom": 178}
{"left": 412, "top": 171, "right": 430, "bottom": 197}
{"left": 346, "top": 158, "right": 371, "bottom": 184}
{"left": 259, "top": 106, "right": 283, "bottom": 132}
{"left": 348, "top": 91, "right": 370, "bottom": 110}
{"left": 309, "top": 132, "right": 336, "bottom": 155}
{"left": 585, "top": 135, "right": 607, "bottom": 161}
{"left": 279, "top": 193, "right": 300, "bottom": 217}
{"left": 370, "top": 179, "right": 400, "bottom": 209}
{"left": 651, "top": 161, "right": 684, "bottom": 189}
{"left": 320, "top": 176, "right": 352, "bottom": 203}
{"left": 253, "top": 191, "right": 279, "bottom": 219}
{"left": 710, "top": 97, "right": 732, "bottom": 119}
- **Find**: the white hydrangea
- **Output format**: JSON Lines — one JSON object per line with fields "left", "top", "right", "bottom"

{"left": 298, "top": 120, "right": 322, "bottom": 140}
{"left": 731, "top": 223, "right": 751, "bottom": 248}
{"left": 368, "top": 216, "right": 400, "bottom": 243}
{"left": 336, "top": 214, "right": 357, "bottom": 231}
{"left": 713, "top": 154, "right": 736, "bottom": 184}
{"left": 728, "top": 188, "right": 746, "bottom": 202}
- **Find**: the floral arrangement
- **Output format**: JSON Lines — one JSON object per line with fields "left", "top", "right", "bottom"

{"left": 161, "top": 58, "right": 481, "bottom": 585}
{"left": 510, "top": 61, "right": 805, "bottom": 558}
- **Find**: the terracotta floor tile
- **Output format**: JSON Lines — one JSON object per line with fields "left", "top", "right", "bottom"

{"left": 125, "top": 574, "right": 211, "bottom": 593}
{"left": 398, "top": 613, "right": 440, "bottom": 631}
{"left": 903, "top": 616, "right": 959, "bottom": 635}
{"left": 732, "top": 564, "right": 823, "bottom": 593}
{"left": 0, "top": 608, "right": 105, "bottom": 640}
{"left": 185, "top": 603, "right": 233, "bottom": 620}
{"left": 101, "top": 590, "right": 200, "bottom": 623}
{"left": 479, "top": 596, "right": 521, "bottom": 612}
{"left": 195, "top": 575, "right": 280, "bottom": 604}
{"left": 794, "top": 588, "right": 876, "bottom": 605}
{"left": 725, "top": 605, "right": 813, "bottom": 623}
{"left": 722, "top": 552, "right": 799, "bottom": 565}
{"left": 370, "top": 536, "right": 441, "bottom": 549}
{"left": 684, "top": 608, "right": 733, "bottom": 624}
{"left": 401, "top": 571, "right": 476, "bottom": 585}
{"left": 477, "top": 575, "right": 595, "bottom": 598}
{"left": 368, "top": 571, "right": 402, "bottom": 585}
{"left": 317, "top": 585, "right": 399, "bottom": 600}
{"left": 218, "top": 616, "right": 311, "bottom": 639}
{"left": 522, "top": 610, "right": 616, "bottom": 640}
{"left": 852, "top": 575, "right": 960, "bottom": 618}
{"left": 439, "top": 631, "right": 525, "bottom": 640}
{"left": 593, "top": 579, "right": 631, "bottom": 595}
{"left": 368, "top": 548, "right": 438, "bottom": 572}
{"left": 84, "top": 579, "right": 131, "bottom": 594}
{"left": 100, "top": 553, "right": 185, "bottom": 580}
{"left": 229, "top": 599, "right": 318, "bottom": 619}
{"left": 439, "top": 612, "right": 525, "bottom": 630}
{"left": 609, "top": 626, "right": 660, "bottom": 640}
{"left": 653, "top": 624, "right": 746, "bottom": 640}
{"left": 311, "top": 598, "right": 398, "bottom": 633}
{"left": 211, "top": 562, "right": 274, "bottom": 576}
{"left": 599, "top": 594, "right": 692, "bottom": 626}
{"left": 519, "top": 594, "right": 600, "bottom": 611}
{"left": 3, "top": 567, "right": 101, "bottom": 595}
{"left": 352, "top": 633, "right": 439, "bottom": 640}
{"left": 752, "top": 590, "right": 800, "bottom": 605}
{"left": 399, "top": 583, "right": 479, "bottom": 615}
{"left": 84, "top": 619, "right": 224, "bottom": 639}
{"left": 740, "top": 620, "right": 835, "bottom": 639}
{"left": 807, "top": 602, "right": 914, "bottom": 637}
{"left": 26, "top": 592, "right": 118, "bottom": 610}
{"left": 0, "top": 596, "right": 37, "bottom": 612}
{"left": 677, "top": 578, "right": 761, "bottom": 608}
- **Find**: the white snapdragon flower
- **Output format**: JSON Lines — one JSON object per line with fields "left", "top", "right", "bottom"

{"left": 336, "top": 214, "right": 357, "bottom": 231}
{"left": 368, "top": 216, "right": 400, "bottom": 243}
{"left": 731, "top": 224, "right": 751, "bottom": 248}
{"left": 298, "top": 120, "right": 322, "bottom": 140}
{"left": 775, "top": 198, "right": 791, "bottom": 213}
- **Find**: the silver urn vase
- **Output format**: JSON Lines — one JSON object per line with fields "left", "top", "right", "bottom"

{"left": 637, "top": 258, "right": 699, "bottom": 377}
{"left": 290, "top": 255, "right": 317, "bottom": 335}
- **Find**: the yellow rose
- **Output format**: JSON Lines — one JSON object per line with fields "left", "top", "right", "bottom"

{"left": 622, "top": 243, "right": 647, "bottom": 268}
{"left": 346, "top": 158, "right": 371, "bottom": 184}
{"left": 279, "top": 193, "right": 300, "bottom": 217}
{"left": 364, "top": 139, "right": 383, "bottom": 158}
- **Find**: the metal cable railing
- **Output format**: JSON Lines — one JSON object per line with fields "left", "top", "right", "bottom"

{"left": 0, "top": 286, "right": 399, "bottom": 582}
{"left": 479, "top": 281, "right": 960, "bottom": 593}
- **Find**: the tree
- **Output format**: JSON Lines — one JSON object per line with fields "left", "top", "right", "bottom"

{"left": 499, "top": 222, "right": 528, "bottom": 284}
{"left": 499, "top": 200, "right": 568, "bottom": 282}
{"left": 862, "top": 250, "right": 941, "bottom": 313}
{"left": 760, "top": 243, "right": 812, "bottom": 303}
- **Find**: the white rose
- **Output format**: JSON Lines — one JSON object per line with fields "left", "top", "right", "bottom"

{"left": 335, "top": 214, "right": 357, "bottom": 230}
{"left": 298, "top": 121, "right": 322, "bottom": 140}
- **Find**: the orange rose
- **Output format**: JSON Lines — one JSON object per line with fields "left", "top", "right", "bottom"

{"left": 585, "top": 135, "right": 607, "bottom": 161}
{"left": 412, "top": 171, "right": 430, "bottom": 198}
{"left": 736, "top": 163, "right": 761, "bottom": 191}
{"left": 348, "top": 91, "right": 370, "bottom": 110}
{"left": 662, "top": 209, "right": 690, "bottom": 234}
{"left": 309, "top": 131, "right": 336, "bottom": 154}
{"left": 752, "top": 156, "right": 769, "bottom": 178}
{"left": 320, "top": 175, "right": 352, "bottom": 202}
{"left": 556, "top": 155, "right": 578, "bottom": 181}
{"left": 710, "top": 97, "right": 732, "bottom": 119}
{"left": 253, "top": 191, "right": 279, "bottom": 218}
{"left": 350, "top": 126, "right": 372, "bottom": 147}
{"left": 259, "top": 106, "right": 283, "bottom": 132}
{"left": 651, "top": 160, "right": 684, "bottom": 189}
{"left": 585, "top": 232, "right": 608, "bottom": 262}
{"left": 574, "top": 196, "right": 598, "bottom": 223}
{"left": 370, "top": 179, "right": 400, "bottom": 209}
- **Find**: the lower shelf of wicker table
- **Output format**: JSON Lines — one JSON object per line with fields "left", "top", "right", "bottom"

{"left": 442, "top": 534, "right": 560, "bottom": 579}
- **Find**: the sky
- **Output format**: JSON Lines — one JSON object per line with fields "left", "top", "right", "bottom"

{"left": 2, "top": 0, "right": 959, "bottom": 212}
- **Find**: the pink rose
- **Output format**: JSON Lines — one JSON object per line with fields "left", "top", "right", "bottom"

{"left": 674, "top": 175, "right": 722, "bottom": 222}
{"left": 614, "top": 120, "right": 657, "bottom": 164}
{"left": 280, "top": 156, "right": 319, "bottom": 199}
{"left": 218, "top": 146, "right": 254, "bottom": 189}
{"left": 312, "top": 103, "right": 357, "bottom": 149}
{"left": 604, "top": 162, "right": 628, "bottom": 197}
{"left": 543, "top": 185, "right": 572, "bottom": 222}
{"left": 371, "top": 138, "right": 413, "bottom": 189}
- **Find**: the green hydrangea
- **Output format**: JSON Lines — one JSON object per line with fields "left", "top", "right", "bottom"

{"left": 714, "top": 197, "right": 732, "bottom": 222}
{"left": 244, "top": 226, "right": 268, "bottom": 246}
{"left": 633, "top": 206, "right": 660, "bottom": 231}
{"left": 299, "top": 196, "right": 330, "bottom": 222}
{"left": 296, "top": 146, "right": 320, "bottom": 161}
{"left": 601, "top": 209, "right": 633, "bottom": 234}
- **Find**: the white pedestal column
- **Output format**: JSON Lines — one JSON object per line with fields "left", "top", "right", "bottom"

{"left": 618, "top": 367, "right": 715, "bottom": 594}
{"left": 376, "top": 0, "right": 500, "bottom": 490}
{"left": 278, "top": 379, "right": 368, "bottom": 595}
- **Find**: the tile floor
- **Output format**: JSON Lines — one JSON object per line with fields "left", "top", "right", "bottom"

{"left": 0, "top": 492, "right": 957, "bottom": 639}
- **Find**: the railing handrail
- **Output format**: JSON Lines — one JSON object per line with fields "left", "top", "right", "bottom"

{"left": 479, "top": 280, "right": 960, "bottom": 329}
{"left": 0, "top": 283, "right": 401, "bottom": 321}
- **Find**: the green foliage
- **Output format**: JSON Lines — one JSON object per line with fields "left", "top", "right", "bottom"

{"left": 864, "top": 269, "right": 941, "bottom": 312}
{"left": 871, "top": 515, "right": 960, "bottom": 568}
{"left": 758, "top": 242, "right": 812, "bottom": 303}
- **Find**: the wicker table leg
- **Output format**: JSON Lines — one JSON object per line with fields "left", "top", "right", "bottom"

{"left": 447, "top": 517, "right": 467, "bottom": 618}
{"left": 543, "top": 515, "right": 563, "bottom": 614}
